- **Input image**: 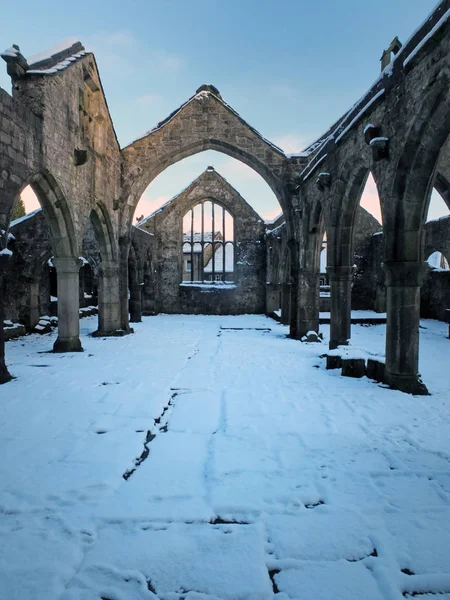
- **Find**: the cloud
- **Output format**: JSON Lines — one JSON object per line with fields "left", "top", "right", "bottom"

{"left": 273, "top": 134, "right": 308, "bottom": 154}
{"left": 89, "top": 30, "right": 137, "bottom": 50}
{"left": 86, "top": 30, "right": 139, "bottom": 73}
{"left": 21, "top": 186, "right": 40, "bottom": 214}
{"left": 149, "top": 50, "right": 186, "bottom": 73}
{"left": 136, "top": 94, "right": 163, "bottom": 107}
{"left": 269, "top": 83, "right": 298, "bottom": 99}
{"left": 135, "top": 194, "right": 171, "bottom": 221}
{"left": 219, "top": 158, "right": 259, "bottom": 181}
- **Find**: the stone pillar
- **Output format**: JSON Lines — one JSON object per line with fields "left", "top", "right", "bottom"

{"left": 266, "top": 283, "right": 280, "bottom": 314}
{"left": 53, "top": 257, "right": 83, "bottom": 353}
{"left": 281, "top": 283, "right": 291, "bottom": 325}
{"left": 296, "top": 268, "right": 320, "bottom": 338}
{"left": 384, "top": 261, "right": 428, "bottom": 395}
{"left": 129, "top": 283, "right": 142, "bottom": 323}
{"left": 327, "top": 265, "right": 353, "bottom": 349}
{"left": 119, "top": 239, "right": 133, "bottom": 332}
{"left": 28, "top": 280, "right": 40, "bottom": 329}
{"left": 142, "top": 273, "right": 156, "bottom": 316}
{"left": 95, "top": 260, "right": 121, "bottom": 335}
{"left": 0, "top": 253, "right": 12, "bottom": 383}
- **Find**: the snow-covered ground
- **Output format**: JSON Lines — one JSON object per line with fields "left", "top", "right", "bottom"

{"left": 0, "top": 314, "right": 449, "bottom": 600}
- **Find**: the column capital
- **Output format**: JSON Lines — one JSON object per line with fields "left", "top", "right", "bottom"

{"left": 52, "top": 257, "right": 83, "bottom": 274}
{"left": 384, "top": 261, "right": 427, "bottom": 287}
{"left": 326, "top": 265, "right": 354, "bottom": 281}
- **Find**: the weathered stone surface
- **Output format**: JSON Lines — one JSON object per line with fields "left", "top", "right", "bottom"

{"left": 366, "top": 358, "right": 385, "bottom": 382}
{"left": 138, "top": 168, "right": 266, "bottom": 315}
{"left": 0, "top": 3, "right": 449, "bottom": 392}
{"left": 326, "top": 354, "right": 342, "bottom": 370}
{"left": 341, "top": 358, "right": 366, "bottom": 378}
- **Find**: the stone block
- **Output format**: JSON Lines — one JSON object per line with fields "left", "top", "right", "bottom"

{"left": 3, "top": 322, "right": 26, "bottom": 340}
{"left": 341, "top": 358, "right": 366, "bottom": 378}
{"left": 366, "top": 358, "right": 385, "bottom": 382}
{"left": 326, "top": 354, "right": 341, "bottom": 370}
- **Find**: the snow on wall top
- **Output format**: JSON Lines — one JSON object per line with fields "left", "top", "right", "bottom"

{"left": 10, "top": 207, "right": 42, "bottom": 228}
{"left": 1, "top": 40, "right": 89, "bottom": 77}
{"left": 295, "top": 1, "right": 450, "bottom": 161}
{"left": 128, "top": 86, "right": 286, "bottom": 158}
{"left": 27, "top": 38, "right": 81, "bottom": 67}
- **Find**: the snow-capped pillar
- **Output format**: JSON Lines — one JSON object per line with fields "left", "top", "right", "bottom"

{"left": 327, "top": 265, "right": 353, "bottom": 349}
{"left": 384, "top": 261, "right": 428, "bottom": 395}
{"left": 129, "top": 283, "right": 142, "bottom": 323}
{"left": 53, "top": 257, "right": 83, "bottom": 353}
{"left": 296, "top": 268, "right": 320, "bottom": 338}
{"left": 0, "top": 252, "right": 12, "bottom": 383}
{"left": 95, "top": 260, "right": 121, "bottom": 335}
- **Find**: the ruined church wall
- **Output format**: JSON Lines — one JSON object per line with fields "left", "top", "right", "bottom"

{"left": 140, "top": 172, "right": 266, "bottom": 315}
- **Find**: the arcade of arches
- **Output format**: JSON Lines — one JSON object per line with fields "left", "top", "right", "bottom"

{"left": 1, "top": 1, "right": 450, "bottom": 395}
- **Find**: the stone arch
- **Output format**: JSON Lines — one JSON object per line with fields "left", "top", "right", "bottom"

{"left": 22, "top": 170, "right": 78, "bottom": 258}
{"left": 121, "top": 90, "right": 287, "bottom": 222}
{"left": 433, "top": 172, "right": 450, "bottom": 212}
{"left": 389, "top": 70, "right": 450, "bottom": 261}
{"left": 182, "top": 198, "right": 235, "bottom": 284}
{"left": 424, "top": 246, "right": 450, "bottom": 266}
{"left": 330, "top": 162, "right": 374, "bottom": 268}
{"left": 89, "top": 202, "right": 117, "bottom": 262}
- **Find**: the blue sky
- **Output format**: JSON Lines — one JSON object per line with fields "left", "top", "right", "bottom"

{"left": 2, "top": 0, "right": 447, "bottom": 222}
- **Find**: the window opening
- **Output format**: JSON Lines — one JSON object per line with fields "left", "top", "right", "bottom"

{"left": 182, "top": 201, "right": 234, "bottom": 283}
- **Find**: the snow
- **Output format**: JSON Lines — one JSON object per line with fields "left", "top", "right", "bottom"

{"left": 10, "top": 207, "right": 42, "bottom": 228}
{"left": 0, "top": 314, "right": 449, "bottom": 599}
{"left": 204, "top": 243, "right": 234, "bottom": 273}
{"left": 335, "top": 89, "right": 386, "bottom": 144}
{"left": 26, "top": 51, "right": 88, "bottom": 75}
{"left": 179, "top": 282, "right": 236, "bottom": 289}
{"left": 0, "top": 248, "right": 12, "bottom": 256}
{"left": 301, "top": 153, "right": 328, "bottom": 182}
{"left": 27, "top": 38, "right": 80, "bottom": 66}
{"left": 129, "top": 89, "right": 285, "bottom": 158}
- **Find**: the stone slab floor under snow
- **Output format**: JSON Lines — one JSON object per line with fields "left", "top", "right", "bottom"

{"left": 1, "top": 315, "right": 450, "bottom": 600}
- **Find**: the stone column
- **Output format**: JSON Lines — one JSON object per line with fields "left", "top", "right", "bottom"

{"left": 384, "top": 261, "right": 428, "bottom": 395}
{"left": 142, "top": 273, "right": 156, "bottom": 316}
{"left": 327, "top": 265, "right": 353, "bottom": 349}
{"left": 281, "top": 283, "right": 291, "bottom": 325}
{"left": 95, "top": 260, "right": 121, "bottom": 335}
{"left": 53, "top": 257, "right": 83, "bottom": 353}
{"left": 296, "top": 268, "right": 320, "bottom": 338}
{"left": 129, "top": 283, "right": 142, "bottom": 323}
{"left": 28, "top": 280, "right": 40, "bottom": 329}
{"left": 119, "top": 239, "right": 133, "bottom": 332}
{"left": 0, "top": 253, "right": 12, "bottom": 383}
{"left": 266, "top": 283, "right": 280, "bottom": 314}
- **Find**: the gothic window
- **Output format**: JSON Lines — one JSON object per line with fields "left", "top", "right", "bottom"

{"left": 182, "top": 201, "right": 234, "bottom": 284}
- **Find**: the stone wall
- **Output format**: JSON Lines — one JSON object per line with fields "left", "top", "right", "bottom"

{"left": 351, "top": 207, "right": 383, "bottom": 310}
{"left": 139, "top": 168, "right": 266, "bottom": 315}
